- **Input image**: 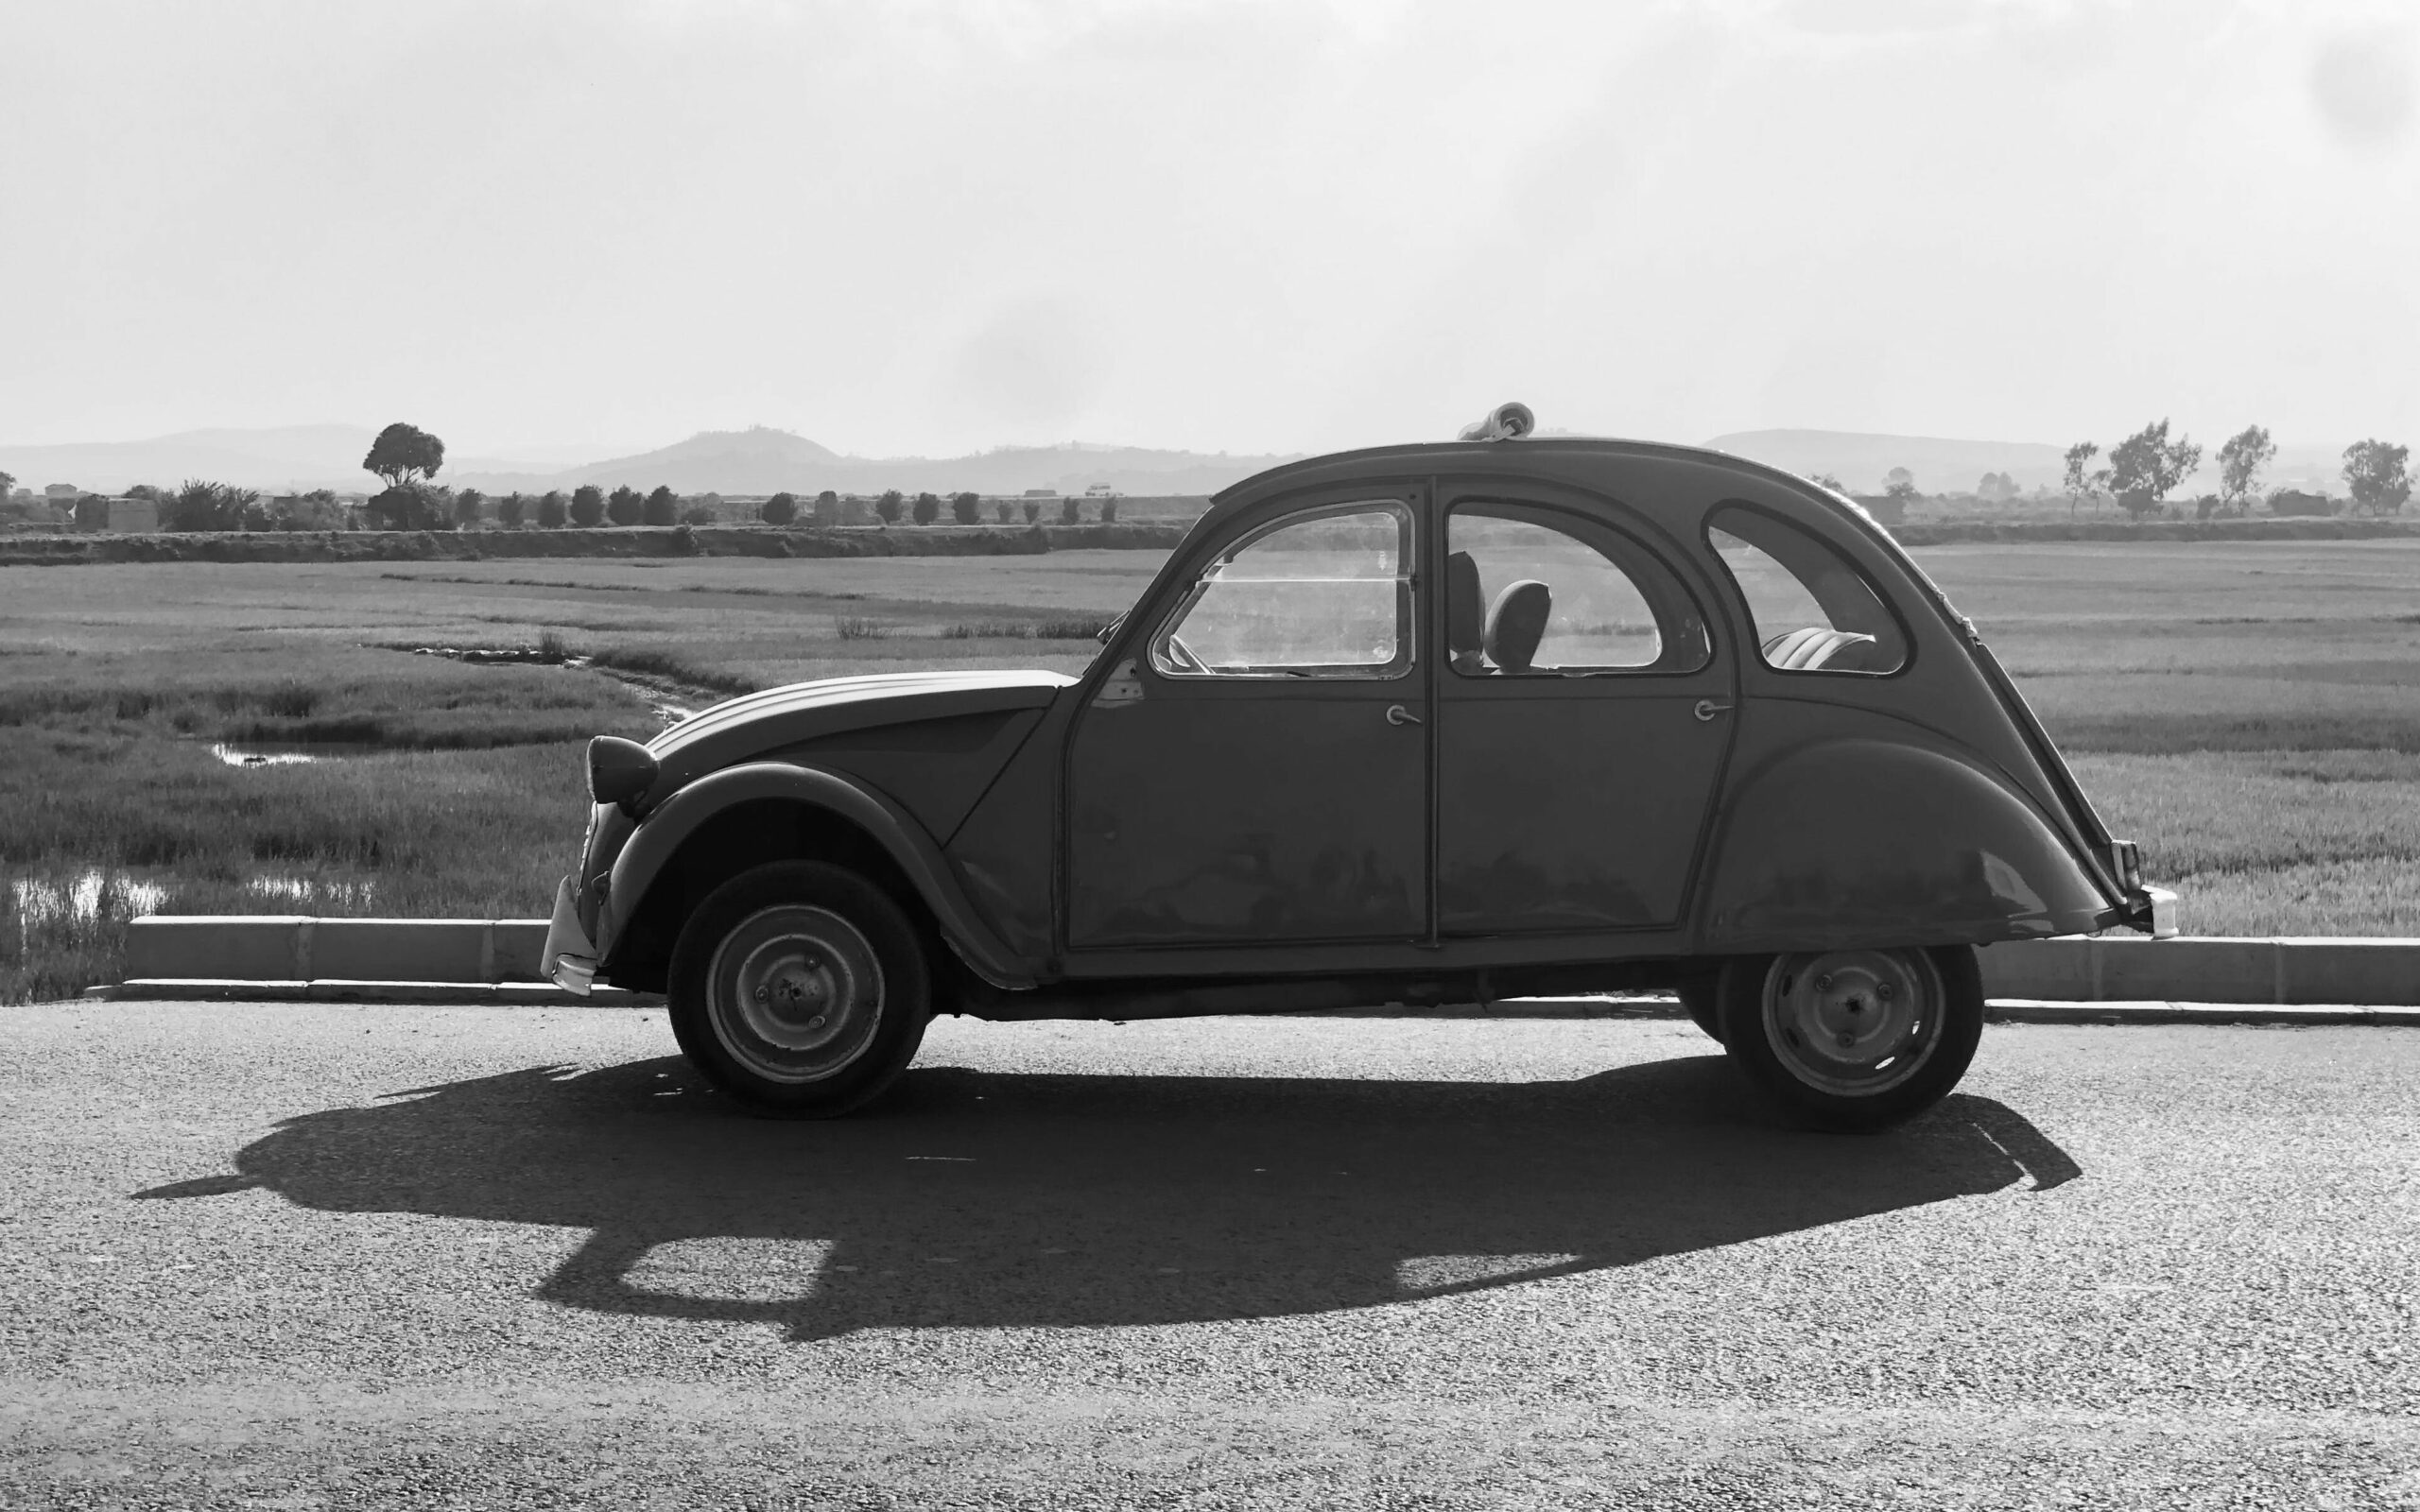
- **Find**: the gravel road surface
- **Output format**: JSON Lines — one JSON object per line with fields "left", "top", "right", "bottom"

{"left": 4, "top": 1002, "right": 2416, "bottom": 1509}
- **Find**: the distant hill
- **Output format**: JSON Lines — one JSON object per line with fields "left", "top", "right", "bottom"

{"left": 0, "top": 422, "right": 1298, "bottom": 498}
{"left": 1703, "top": 430, "right": 2075, "bottom": 494}
{"left": 449, "top": 428, "right": 1301, "bottom": 497}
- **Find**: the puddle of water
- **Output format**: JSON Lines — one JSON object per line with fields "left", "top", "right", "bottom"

{"left": 406, "top": 644, "right": 593, "bottom": 668}
{"left": 210, "top": 742, "right": 389, "bottom": 767}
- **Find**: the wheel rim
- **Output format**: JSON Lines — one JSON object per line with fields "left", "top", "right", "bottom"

{"left": 705, "top": 904, "right": 885, "bottom": 1085}
{"left": 1760, "top": 949, "right": 1944, "bottom": 1097}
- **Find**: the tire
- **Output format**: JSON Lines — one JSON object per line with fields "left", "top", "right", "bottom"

{"left": 1677, "top": 976, "right": 1724, "bottom": 1043}
{"left": 1716, "top": 944, "right": 1983, "bottom": 1132}
{"left": 666, "top": 861, "right": 932, "bottom": 1118}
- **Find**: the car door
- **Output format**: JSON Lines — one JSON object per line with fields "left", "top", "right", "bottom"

{"left": 1435, "top": 490, "right": 1737, "bottom": 935}
{"left": 1065, "top": 492, "right": 1430, "bottom": 950}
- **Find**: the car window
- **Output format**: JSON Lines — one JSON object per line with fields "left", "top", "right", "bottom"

{"left": 1150, "top": 502, "right": 1412, "bottom": 679}
{"left": 1445, "top": 505, "right": 1709, "bottom": 676}
{"left": 1706, "top": 505, "right": 1908, "bottom": 675}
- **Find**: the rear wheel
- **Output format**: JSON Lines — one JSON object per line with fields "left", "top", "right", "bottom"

{"left": 667, "top": 861, "right": 931, "bottom": 1118}
{"left": 1717, "top": 945, "right": 1982, "bottom": 1132}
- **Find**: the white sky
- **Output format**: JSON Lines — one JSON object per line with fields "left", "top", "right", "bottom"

{"left": 3, "top": 0, "right": 2413, "bottom": 457}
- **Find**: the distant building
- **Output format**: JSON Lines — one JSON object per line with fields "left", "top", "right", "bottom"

{"left": 1082, "top": 482, "right": 1118, "bottom": 499}
{"left": 73, "top": 498, "right": 160, "bottom": 533}
{"left": 1022, "top": 488, "right": 1059, "bottom": 499}
{"left": 43, "top": 484, "right": 78, "bottom": 503}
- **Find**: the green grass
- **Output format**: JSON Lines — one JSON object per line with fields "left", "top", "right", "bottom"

{"left": 2, "top": 539, "right": 2417, "bottom": 1001}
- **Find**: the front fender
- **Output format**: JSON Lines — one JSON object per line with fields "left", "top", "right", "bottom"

{"left": 603, "top": 762, "right": 1037, "bottom": 988}
{"left": 1700, "top": 738, "right": 2122, "bottom": 952}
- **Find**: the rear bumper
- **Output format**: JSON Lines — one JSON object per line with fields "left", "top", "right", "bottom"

{"left": 544, "top": 875, "right": 599, "bottom": 994}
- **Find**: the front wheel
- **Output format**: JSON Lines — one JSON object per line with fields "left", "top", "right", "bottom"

{"left": 1717, "top": 945, "right": 1983, "bottom": 1132}
{"left": 667, "top": 861, "right": 931, "bottom": 1118}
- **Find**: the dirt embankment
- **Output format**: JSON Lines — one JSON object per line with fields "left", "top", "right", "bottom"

{"left": 0, "top": 522, "right": 1191, "bottom": 568}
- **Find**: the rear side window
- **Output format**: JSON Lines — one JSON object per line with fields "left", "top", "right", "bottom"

{"left": 1706, "top": 505, "right": 1908, "bottom": 675}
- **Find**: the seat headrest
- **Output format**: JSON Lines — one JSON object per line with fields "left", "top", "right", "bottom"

{"left": 1446, "top": 551, "right": 1483, "bottom": 658}
{"left": 1485, "top": 579, "right": 1552, "bottom": 673}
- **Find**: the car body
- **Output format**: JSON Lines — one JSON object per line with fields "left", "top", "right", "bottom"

{"left": 544, "top": 412, "right": 2160, "bottom": 1126}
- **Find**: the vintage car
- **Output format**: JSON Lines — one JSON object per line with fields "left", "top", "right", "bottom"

{"left": 544, "top": 404, "right": 2161, "bottom": 1130}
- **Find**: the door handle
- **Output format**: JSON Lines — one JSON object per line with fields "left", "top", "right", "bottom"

{"left": 1385, "top": 704, "right": 1423, "bottom": 727}
{"left": 1693, "top": 698, "right": 1733, "bottom": 722}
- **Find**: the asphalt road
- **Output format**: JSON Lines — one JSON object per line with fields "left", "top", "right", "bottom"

{"left": 3, "top": 1003, "right": 2416, "bottom": 1510}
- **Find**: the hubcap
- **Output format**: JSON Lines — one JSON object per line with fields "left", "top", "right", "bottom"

{"left": 707, "top": 905, "right": 884, "bottom": 1084}
{"left": 1761, "top": 949, "right": 1942, "bottom": 1097}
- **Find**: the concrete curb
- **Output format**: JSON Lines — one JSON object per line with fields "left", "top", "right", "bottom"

{"left": 88, "top": 979, "right": 661, "bottom": 1007}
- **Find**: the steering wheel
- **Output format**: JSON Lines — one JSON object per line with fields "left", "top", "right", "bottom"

{"left": 1162, "top": 632, "right": 1210, "bottom": 674}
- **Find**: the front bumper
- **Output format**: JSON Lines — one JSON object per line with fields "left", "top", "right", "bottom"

{"left": 544, "top": 875, "right": 599, "bottom": 994}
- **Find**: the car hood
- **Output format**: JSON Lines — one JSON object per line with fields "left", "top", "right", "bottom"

{"left": 643, "top": 669, "right": 1076, "bottom": 791}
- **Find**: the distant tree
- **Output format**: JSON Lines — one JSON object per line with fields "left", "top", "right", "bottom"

{"left": 605, "top": 486, "right": 644, "bottom": 526}
{"left": 364, "top": 484, "right": 451, "bottom": 531}
{"left": 123, "top": 484, "right": 162, "bottom": 503}
{"left": 815, "top": 490, "right": 838, "bottom": 524}
{"left": 949, "top": 490, "right": 981, "bottom": 525}
{"left": 569, "top": 485, "right": 605, "bottom": 527}
{"left": 2106, "top": 420, "right": 2201, "bottom": 519}
{"left": 540, "top": 490, "right": 572, "bottom": 528}
{"left": 362, "top": 422, "right": 444, "bottom": 490}
{"left": 2062, "top": 441, "right": 2101, "bottom": 518}
{"left": 912, "top": 491, "right": 942, "bottom": 525}
{"left": 1808, "top": 472, "right": 1846, "bottom": 493}
{"left": 0, "top": 470, "right": 13, "bottom": 501}
{"left": 1060, "top": 496, "right": 1082, "bottom": 524}
{"left": 875, "top": 490, "right": 904, "bottom": 524}
{"left": 453, "top": 488, "right": 485, "bottom": 528}
{"left": 682, "top": 504, "right": 717, "bottom": 525}
{"left": 1883, "top": 477, "right": 1918, "bottom": 506}
{"left": 761, "top": 491, "right": 798, "bottom": 524}
{"left": 641, "top": 485, "right": 679, "bottom": 526}
{"left": 2343, "top": 438, "right": 2412, "bottom": 516}
{"left": 164, "top": 478, "right": 263, "bottom": 531}
{"left": 1023, "top": 499, "right": 1042, "bottom": 524}
{"left": 1883, "top": 467, "right": 1914, "bottom": 491}
{"left": 269, "top": 489, "right": 345, "bottom": 531}
{"left": 496, "top": 492, "right": 527, "bottom": 528}
{"left": 1099, "top": 497, "right": 1119, "bottom": 523}
{"left": 2217, "top": 425, "right": 2277, "bottom": 517}
{"left": 994, "top": 501, "right": 1013, "bottom": 524}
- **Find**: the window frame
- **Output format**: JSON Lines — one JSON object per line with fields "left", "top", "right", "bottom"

{"left": 1146, "top": 498, "right": 1418, "bottom": 682}
{"left": 1443, "top": 497, "right": 1713, "bottom": 679}
{"left": 1702, "top": 501, "right": 1916, "bottom": 679}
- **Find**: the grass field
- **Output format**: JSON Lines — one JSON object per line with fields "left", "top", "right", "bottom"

{"left": 4, "top": 540, "right": 2416, "bottom": 1001}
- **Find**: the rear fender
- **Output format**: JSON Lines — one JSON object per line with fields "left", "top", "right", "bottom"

{"left": 1700, "top": 739, "right": 2122, "bottom": 952}
{"left": 602, "top": 762, "right": 1036, "bottom": 988}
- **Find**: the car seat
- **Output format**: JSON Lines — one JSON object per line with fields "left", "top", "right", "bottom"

{"left": 1484, "top": 580, "right": 1552, "bottom": 673}
{"left": 1446, "top": 551, "right": 1485, "bottom": 673}
{"left": 1760, "top": 626, "right": 1879, "bottom": 671}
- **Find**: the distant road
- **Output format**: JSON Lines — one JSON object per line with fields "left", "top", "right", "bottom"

{"left": 5, "top": 1005, "right": 2414, "bottom": 1508}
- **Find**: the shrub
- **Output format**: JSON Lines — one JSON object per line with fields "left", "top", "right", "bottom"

{"left": 496, "top": 493, "right": 527, "bottom": 528}
{"left": 815, "top": 490, "right": 838, "bottom": 523}
{"left": 365, "top": 484, "right": 453, "bottom": 532}
{"left": 835, "top": 616, "right": 886, "bottom": 640}
{"left": 568, "top": 486, "right": 604, "bottom": 527}
{"left": 539, "top": 490, "right": 570, "bottom": 528}
{"left": 1060, "top": 496, "right": 1081, "bottom": 524}
{"left": 952, "top": 490, "right": 981, "bottom": 524}
{"left": 760, "top": 491, "right": 798, "bottom": 525}
{"left": 642, "top": 485, "right": 679, "bottom": 527}
{"left": 453, "top": 488, "right": 485, "bottom": 528}
{"left": 605, "top": 486, "right": 644, "bottom": 526}
{"left": 875, "top": 490, "right": 904, "bottom": 524}
{"left": 1099, "top": 497, "right": 1118, "bottom": 523}
{"left": 1023, "top": 499, "right": 1042, "bottom": 524}
{"left": 164, "top": 479, "right": 264, "bottom": 532}
{"left": 681, "top": 504, "right": 717, "bottom": 526}
{"left": 912, "top": 491, "right": 941, "bottom": 525}
{"left": 994, "top": 501, "right": 1012, "bottom": 524}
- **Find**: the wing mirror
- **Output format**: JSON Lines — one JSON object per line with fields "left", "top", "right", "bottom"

{"left": 587, "top": 735, "right": 659, "bottom": 814}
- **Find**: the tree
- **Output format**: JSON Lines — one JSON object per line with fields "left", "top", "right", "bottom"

{"left": 2217, "top": 425, "right": 2276, "bottom": 517}
{"left": 912, "top": 490, "right": 942, "bottom": 525}
{"left": 950, "top": 490, "right": 981, "bottom": 524}
{"left": 497, "top": 492, "right": 527, "bottom": 528}
{"left": 605, "top": 486, "right": 644, "bottom": 526}
{"left": 2343, "top": 439, "right": 2412, "bottom": 515}
{"left": 453, "top": 488, "right": 485, "bottom": 528}
{"left": 1808, "top": 472, "right": 1846, "bottom": 493}
{"left": 875, "top": 490, "right": 904, "bottom": 524}
{"left": 815, "top": 490, "right": 838, "bottom": 524}
{"left": 643, "top": 485, "right": 679, "bottom": 526}
{"left": 1099, "top": 497, "right": 1119, "bottom": 523}
{"left": 569, "top": 485, "right": 605, "bottom": 527}
{"left": 1023, "top": 499, "right": 1042, "bottom": 524}
{"left": 1060, "top": 496, "right": 1082, "bottom": 524}
{"left": 539, "top": 490, "right": 571, "bottom": 528}
{"left": 2106, "top": 419, "right": 2201, "bottom": 519}
{"left": 2062, "top": 441, "right": 2101, "bottom": 518}
{"left": 164, "top": 479, "right": 262, "bottom": 531}
{"left": 365, "top": 484, "right": 452, "bottom": 531}
{"left": 760, "top": 491, "right": 798, "bottom": 524}
{"left": 994, "top": 501, "right": 1013, "bottom": 524}
{"left": 362, "top": 422, "right": 444, "bottom": 490}
{"left": 1883, "top": 477, "right": 1918, "bottom": 506}
{"left": 1883, "top": 467, "right": 1913, "bottom": 490}
{"left": 0, "top": 470, "right": 13, "bottom": 501}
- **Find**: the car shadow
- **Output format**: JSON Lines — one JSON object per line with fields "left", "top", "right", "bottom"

{"left": 137, "top": 1055, "right": 2079, "bottom": 1339}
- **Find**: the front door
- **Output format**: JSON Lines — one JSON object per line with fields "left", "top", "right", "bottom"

{"left": 1435, "top": 492, "right": 1737, "bottom": 935}
{"left": 1066, "top": 496, "right": 1429, "bottom": 951}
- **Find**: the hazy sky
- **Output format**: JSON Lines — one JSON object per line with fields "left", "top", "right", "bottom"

{"left": 3, "top": 0, "right": 2413, "bottom": 458}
